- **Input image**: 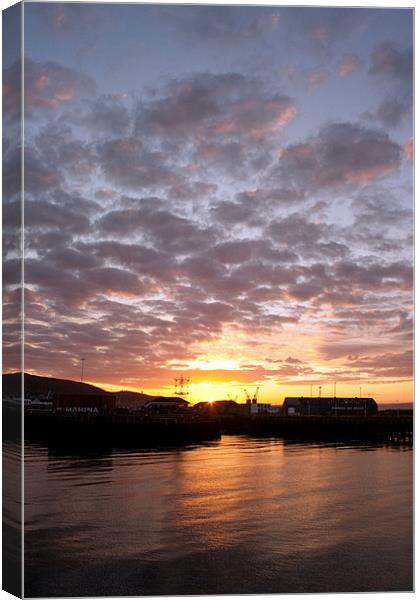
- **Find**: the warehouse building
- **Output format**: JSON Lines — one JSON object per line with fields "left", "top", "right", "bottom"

{"left": 143, "top": 396, "right": 190, "bottom": 414}
{"left": 52, "top": 393, "right": 116, "bottom": 414}
{"left": 249, "top": 402, "right": 283, "bottom": 415}
{"left": 283, "top": 396, "right": 377, "bottom": 416}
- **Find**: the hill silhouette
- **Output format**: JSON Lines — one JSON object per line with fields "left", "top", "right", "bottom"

{"left": 3, "top": 373, "right": 153, "bottom": 405}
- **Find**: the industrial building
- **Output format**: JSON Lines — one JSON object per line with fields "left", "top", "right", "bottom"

{"left": 52, "top": 393, "right": 117, "bottom": 414}
{"left": 194, "top": 399, "right": 283, "bottom": 416}
{"left": 143, "top": 396, "right": 190, "bottom": 414}
{"left": 194, "top": 400, "right": 249, "bottom": 416}
{"left": 249, "top": 402, "right": 282, "bottom": 415}
{"left": 282, "top": 396, "right": 378, "bottom": 416}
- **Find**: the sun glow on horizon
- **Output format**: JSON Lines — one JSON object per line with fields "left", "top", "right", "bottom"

{"left": 86, "top": 376, "right": 413, "bottom": 406}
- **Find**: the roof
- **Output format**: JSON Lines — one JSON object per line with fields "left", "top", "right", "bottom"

{"left": 284, "top": 396, "right": 376, "bottom": 403}
{"left": 146, "top": 396, "right": 190, "bottom": 405}
{"left": 213, "top": 400, "right": 239, "bottom": 406}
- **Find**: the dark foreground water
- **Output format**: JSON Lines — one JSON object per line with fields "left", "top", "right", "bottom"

{"left": 24, "top": 436, "right": 413, "bottom": 597}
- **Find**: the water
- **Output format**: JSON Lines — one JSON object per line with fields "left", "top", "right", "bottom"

{"left": 24, "top": 436, "right": 413, "bottom": 597}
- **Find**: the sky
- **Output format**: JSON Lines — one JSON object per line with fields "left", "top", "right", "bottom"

{"left": 3, "top": 3, "right": 413, "bottom": 403}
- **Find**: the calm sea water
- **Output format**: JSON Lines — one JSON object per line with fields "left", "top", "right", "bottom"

{"left": 24, "top": 436, "right": 413, "bottom": 597}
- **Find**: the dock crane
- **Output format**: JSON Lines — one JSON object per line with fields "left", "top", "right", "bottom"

{"left": 244, "top": 387, "right": 259, "bottom": 405}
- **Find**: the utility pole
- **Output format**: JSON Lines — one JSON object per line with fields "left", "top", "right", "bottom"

{"left": 334, "top": 381, "right": 336, "bottom": 397}
{"left": 174, "top": 376, "right": 190, "bottom": 397}
{"left": 80, "top": 357, "right": 85, "bottom": 383}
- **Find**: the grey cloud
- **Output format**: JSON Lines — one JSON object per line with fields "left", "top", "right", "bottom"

{"left": 268, "top": 213, "right": 326, "bottom": 244}
{"left": 5, "top": 198, "right": 90, "bottom": 235}
{"left": 286, "top": 66, "right": 330, "bottom": 90}
{"left": 24, "top": 258, "right": 145, "bottom": 307}
{"left": 24, "top": 259, "right": 90, "bottom": 305}
{"left": 83, "top": 94, "right": 131, "bottom": 136}
{"left": 165, "top": 5, "right": 268, "bottom": 43}
{"left": 3, "top": 259, "right": 21, "bottom": 286}
{"left": 369, "top": 42, "right": 413, "bottom": 81}
{"left": 2, "top": 142, "right": 21, "bottom": 199}
{"left": 36, "top": 134, "right": 98, "bottom": 180}
{"left": 334, "top": 260, "right": 412, "bottom": 290}
{"left": 318, "top": 340, "right": 387, "bottom": 361}
{"left": 97, "top": 138, "right": 182, "bottom": 190}
{"left": 368, "top": 43, "right": 413, "bottom": 128}
{"left": 31, "top": 2, "right": 104, "bottom": 33}
{"left": 352, "top": 188, "right": 412, "bottom": 229}
{"left": 210, "top": 198, "right": 263, "bottom": 227}
{"left": 169, "top": 180, "right": 218, "bottom": 201}
{"left": 43, "top": 246, "right": 103, "bottom": 271}
{"left": 27, "top": 231, "right": 74, "bottom": 253}
{"left": 211, "top": 240, "right": 298, "bottom": 265}
{"left": 77, "top": 241, "right": 175, "bottom": 279}
{"left": 280, "top": 7, "right": 371, "bottom": 51}
{"left": 236, "top": 187, "right": 305, "bottom": 206}
{"left": 97, "top": 205, "right": 216, "bottom": 254}
{"left": 83, "top": 267, "right": 142, "bottom": 295}
{"left": 3, "top": 146, "right": 60, "bottom": 198}
{"left": 51, "top": 190, "right": 101, "bottom": 217}
{"left": 4, "top": 58, "right": 95, "bottom": 119}
{"left": 288, "top": 281, "right": 325, "bottom": 301}
{"left": 194, "top": 140, "right": 275, "bottom": 179}
{"left": 312, "top": 242, "right": 350, "bottom": 260}
{"left": 136, "top": 73, "right": 297, "bottom": 140}
{"left": 275, "top": 122, "right": 401, "bottom": 189}
{"left": 373, "top": 96, "right": 411, "bottom": 128}
{"left": 25, "top": 200, "right": 91, "bottom": 233}
{"left": 346, "top": 350, "right": 413, "bottom": 378}
{"left": 210, "top": 188, "right": 305, "bottom": 227}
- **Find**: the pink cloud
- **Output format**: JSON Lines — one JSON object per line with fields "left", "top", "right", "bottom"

{"left": 337, "top": 55, "right": 362, "bottom": 76}
{"left": 138, "top": 73, "right": 297, "bottom": 140}
{"left": 404, "top": 138, "right": 413, "bottom": 161}
{"left": 52, "top": 4, "right": 66, "bottom": 30}
{"left": 278, "top": 123, "right": 401, "bottom": 189}
{"left": 270, "top": 13, "right": 280, "bottom": 31}
{"left": 306, "top": 69, "right": 329, "bottom": 90}
{"left": 3, "top": 59, "right": 96, "bottom": 117}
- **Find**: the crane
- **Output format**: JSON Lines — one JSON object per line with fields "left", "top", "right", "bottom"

{"left": 244, "top": 389, "right": 251, "bottom": 404}
{"left": 252, "top": 386, "right": 259, "bottom": 404}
